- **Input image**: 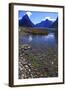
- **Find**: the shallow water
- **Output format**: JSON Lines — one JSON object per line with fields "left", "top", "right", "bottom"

{"left": 19, "top": 32, "right": 57, "bottom": 48}
{"left": 19, "top": 32, "right": 58, "bottom": 78}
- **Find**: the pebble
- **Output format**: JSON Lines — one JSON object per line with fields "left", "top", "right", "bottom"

{"left": 19, "top": 43, "right": 58, "bottom": 79}
{"left": 29, "top": 69, "right": 31, "bottom": 72}
{"left": 25, "top": 65, "right": 29, "bottom": 68}
{"left": 51, "top": 61, "right": 54, "bottom": 65}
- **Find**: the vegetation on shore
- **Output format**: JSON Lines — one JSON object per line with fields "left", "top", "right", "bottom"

{"left": 19, "top": 27, "right": 48, "bottom": 35}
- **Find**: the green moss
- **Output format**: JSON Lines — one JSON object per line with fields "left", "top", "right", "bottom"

{"left": 28, "top": 53, "right": 40, "bottom": 68}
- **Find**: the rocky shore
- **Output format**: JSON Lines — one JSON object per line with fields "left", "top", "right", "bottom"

{"left": 19, "top": 44, "right": 58, "bottom": 79}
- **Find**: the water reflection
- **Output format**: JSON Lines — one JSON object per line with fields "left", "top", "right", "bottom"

{"left": 44, "top": 33, "right": 55, "bottom": 39}
{"left": 29, "top": 35, "right": 32, "bottom": 42}
{"left": 19, "top": 33, "right": 57, "bottom": 48}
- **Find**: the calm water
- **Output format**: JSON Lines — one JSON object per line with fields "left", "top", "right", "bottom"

{"left": 19, "top": 33, "right": 57, "bottom": 48}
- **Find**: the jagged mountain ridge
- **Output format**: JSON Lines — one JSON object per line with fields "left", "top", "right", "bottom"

{"left": 19, "top": 14, "right": 34, "bottom": 27}
{"left": 19, "top": 14, "right": 58, "bottom": 29}
{"left": 35, "top": 19, "right": 53, "bottom": 28}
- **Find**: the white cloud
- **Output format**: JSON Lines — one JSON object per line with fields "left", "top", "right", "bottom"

{"left": 19, "top": 17, "right": 22, "bottom": 20}
{"left": 19, "top": 11, "right": 32, "bottom": 20}
{"left": 25, "top": 11, "right": 32, "bottom": 17}
{"left": 43, "top": 17, "right": 56, "bottom": 21}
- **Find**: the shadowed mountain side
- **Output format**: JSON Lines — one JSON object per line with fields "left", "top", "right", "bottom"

{"left": 19, "top": 14, "right": 34, "bottom": 27}
{"left": 19, "top": 14, "right": 58, "bottom": 33}
{"left": 51, "top": 17, "right": 58, "bottom": 29}
{"left": 35, "top": 19, "right": 53, "bottom": 28}
{"left": 19, "top": 14, "right": 54, "bottom": 28}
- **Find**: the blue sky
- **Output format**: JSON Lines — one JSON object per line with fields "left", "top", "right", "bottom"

{"left": 18, "top": 11, "right": 58, "bottom": 24}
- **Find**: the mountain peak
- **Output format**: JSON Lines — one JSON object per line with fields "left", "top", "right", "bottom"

{"left": 23, "top": 14, "right": 29, "bottom": 18}
{"left": 35, "top": 19, "right": 53, "bottom": 28}
{"left": 45, "top": 19, "right": 49, "bottom": 21}
{"left": 19, "top": 14, "right": 57, "bottom": 28}
{"left": 19, "top": 14, "right": 34, "bottom": 27}
{"left": 22, "top": 14, "right": 30, "bottom": 21}
{"left": 51, "top": 17, "right": 58, "bottom": 28}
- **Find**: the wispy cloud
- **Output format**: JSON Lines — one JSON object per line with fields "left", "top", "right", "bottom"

{"left": 19, "top": 11, "right": 32, "bottom": 20}
{"left": 25, "top": 11, "right": 32, "bottom": 17}
{"left": 42, "top": 17, "right": 56, "bottom": 21}
{"left": 19, "top": 17, "right": 22, "bottom": 20}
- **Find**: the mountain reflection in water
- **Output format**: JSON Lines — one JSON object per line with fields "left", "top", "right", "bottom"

{"left": 19, "top": 33, "right": 57, "bottom": 48}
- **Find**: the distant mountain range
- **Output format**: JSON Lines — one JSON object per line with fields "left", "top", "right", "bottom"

{"left": 35, "top": 19, "right": 53, "bottom": 28}
{"left": 19, "top": 14, "right": 58, "bottom": 29}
